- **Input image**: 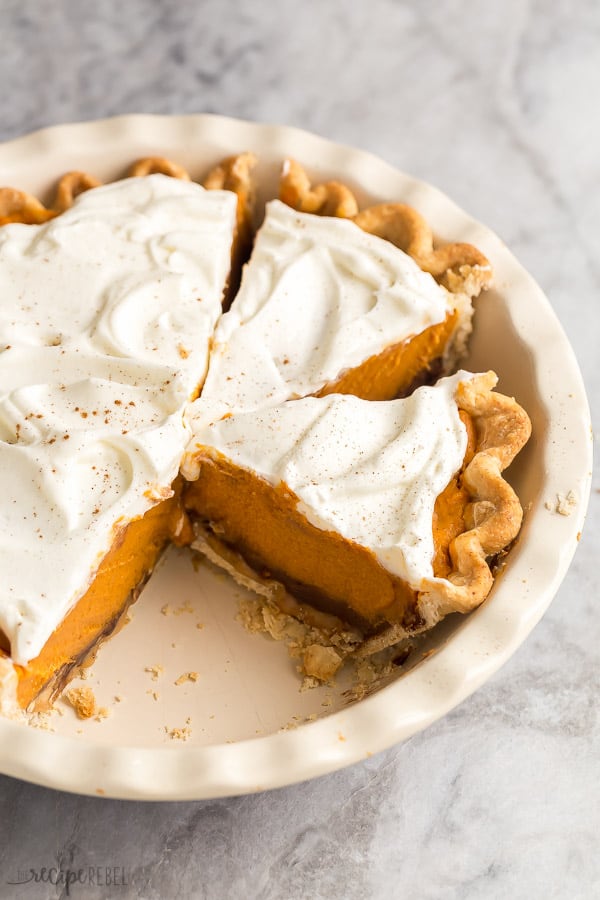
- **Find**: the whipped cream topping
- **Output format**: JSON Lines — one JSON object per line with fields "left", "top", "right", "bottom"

{"left": 183, "top": 372, "right": 473, "bottom": 589}
{"left": 0, "top": 175, "right": 237, "bottom": 664}
{"left": 196, "top": 199, "right": 450, "bottom": 421}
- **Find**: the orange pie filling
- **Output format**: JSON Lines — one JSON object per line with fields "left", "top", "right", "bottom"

{"left": 184, "top": 410, "right": 477, "bottom": 636}
{"left": 317, "top": 311, "right": 460, "bottom": 402}
{"left": 182, "top": 371, "right": 531, "bottom": 669}
{"left": 1, "top": 483, "right": 192, "bottom": 711}
{"left": 0, "top": 156, "right": 249, "bottom": 713}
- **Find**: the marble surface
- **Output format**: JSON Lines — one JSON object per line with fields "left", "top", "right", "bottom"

{"left": 0, "top": 1, "right": 598, "bottom": 897}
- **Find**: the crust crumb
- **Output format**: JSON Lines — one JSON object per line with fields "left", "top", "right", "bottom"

{"left": 280, "top": 711, "right": 318, "bottom": 731}
{"left": 545, "top": 491, "right": 577, "bottom": 516}
{"left": 344, "top": 656, "right": 396, "bottom": 702}
{"left": 146, "top": 690, "right": 160, "bottom": 701}
{"left": 302, "top": 645, "right": 343, "bottom": 682}
{"left": 65, "top": 686, "right": 97, "bottom": 719}
{"left": 165, "top": 724, "right": 192, "bottom": 741}
{"left": 173, "top": 600, "right": 194, "bottom": 616}
{"left": 144, "top": 664, "right": 164, "bottom": 681}
{"left": 174, "top": 671, "right": 200, "bottom": 686}
{"left": 28, "top": 711, "right": 56, "bottom": 732}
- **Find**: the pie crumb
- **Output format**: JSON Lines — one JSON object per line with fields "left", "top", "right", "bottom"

{"left": 173, "top": 600, "right": 194, "bottom": 616}
{"left": 546, "top": 490, "right": 577, "bottom": 516}
{"left": 302, "top": 644, "right": 343, "bottom": 682}
{"left": 28, "top": 711, "right": 56, "bottom": 732}
{"left": 174, "top": 671, "right": 200, "bottom": 686}
{"left": 144, "top": 664, "right": 164, "bottom": 681}
{"left": 65, "top": 686, "right": 97, "bottom": 719}
{"left": 165, "top": 725, "right": 192, "bottom": 741}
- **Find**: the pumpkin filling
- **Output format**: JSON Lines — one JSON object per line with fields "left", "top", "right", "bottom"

{"left": 2, "top": 482, "right": 191, "bottom": 711}
{"left": 184, "top": 408, "right": 476, "bottom": 636}
{"left": 317, "top": 311, "right": 459, "bottom": 402}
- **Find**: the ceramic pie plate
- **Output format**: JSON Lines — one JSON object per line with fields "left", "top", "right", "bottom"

{"left": 0, "top": 115, "right": 592, "bottom": 800}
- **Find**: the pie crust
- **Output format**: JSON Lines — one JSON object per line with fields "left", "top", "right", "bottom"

{"left": 280, "top": 159, "right": 493, "bottom": 296}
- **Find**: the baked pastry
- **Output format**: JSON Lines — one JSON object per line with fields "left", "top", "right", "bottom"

{"left": 0, "top": 160, "right": 250, "bottom": 713}
{"left": 183, "top": 371, "right": 531, "bottom": 664}
{"left": 195, "top": 166, "right": 492, "bottom": 423}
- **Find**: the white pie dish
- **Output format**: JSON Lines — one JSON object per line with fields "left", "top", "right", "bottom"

{"left": 0, "top": 114, "right": 592, "bottom": 800}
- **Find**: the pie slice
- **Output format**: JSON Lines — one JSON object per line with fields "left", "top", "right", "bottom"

{"left": 195, "top": 184, "right": 491, "bottom": 424}
{"left": 182, "top": 371, "right": 531, "bottom": 666}
{"left": 280, "top": 159, "right": 493, "bottom": 296}
{"left": 0, "top": 162, "right": 248, "bottom": 714}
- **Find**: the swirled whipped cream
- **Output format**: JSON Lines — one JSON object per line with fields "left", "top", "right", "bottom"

{"left": 196, "top": 199, "right": 451, "bottom": 421}
{"left": 0, "top": 175, "right": 237, "bottom": 664}
{"left": 183, "top": 372, "right": 472, "bottom": 588}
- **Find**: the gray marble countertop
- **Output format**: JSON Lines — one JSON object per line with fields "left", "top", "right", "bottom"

{"left": 0, "top": 1, "right": 598, "bottom": 897}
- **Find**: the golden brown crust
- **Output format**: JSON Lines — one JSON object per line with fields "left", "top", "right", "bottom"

{"left": 203, "top": 152, "right": 258, "bottom": 306}
{"left": 202, "top": 151, "right": 257, "bottom": 195}
{"left": 417, "top": 371, "right": 531, "bottom": 624}
{"left": 353, "top": 204, "right": 492, "bottom": 296}
{"left": 202, "top": 152, "right": 257, "bottom": 236}
{"left": 279, "top": 160, "right": 492, "bottom": 297}
{"left": 358, "top": 374, "right": 531, "bottom": 656}
{"left": 0, "top": 153, "right": 256, "bottom": 229}
{"left": 53, "top": 171, "right": 103, "bottom": 212}
{"left": 0, "top": 187, "right": 56, "bottom": 225}
{"left": 280, "top": 158, "right": 359, "bottom": 218}
{"left": 128, "top": 156, "right": 191, "bottom": 180}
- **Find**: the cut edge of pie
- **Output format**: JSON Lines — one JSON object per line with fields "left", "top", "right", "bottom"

{"left": 0, "top": 156, "right": 252, "bottom": 714}
{"left": 184, "top": 371, "right": 531, "bottom": 676}
{"left": 276, "top": 160, "right": 493, "bottom": 401}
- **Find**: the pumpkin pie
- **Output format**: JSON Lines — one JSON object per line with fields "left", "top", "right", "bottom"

{"left": 0, "top": 152, "right": 528, "bottom": 714}
{"left": 183, "top": 371, "right": 531, "bottom": 661}
{"left": 0, "top": 157, "right": 254, "bottom": 714}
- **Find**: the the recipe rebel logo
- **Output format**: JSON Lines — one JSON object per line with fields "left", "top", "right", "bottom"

{"left": 6, "top": 865, "right": 128, "bottom": 894}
